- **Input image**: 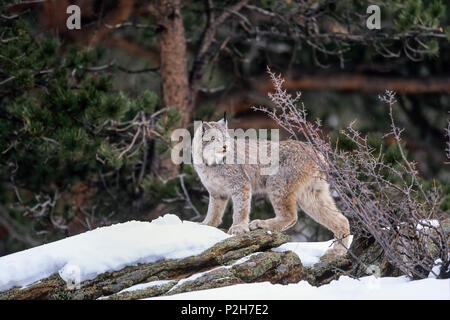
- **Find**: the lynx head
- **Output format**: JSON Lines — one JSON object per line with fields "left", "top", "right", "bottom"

{"left": 193, "top": 114, "right": 231, "bottom": 166}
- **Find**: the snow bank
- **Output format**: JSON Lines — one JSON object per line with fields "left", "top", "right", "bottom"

{"left": 272, "top": 235, "right": 353, "bottom": 266}
{"left": 118, "top": 280, "right": 173, "bottom": 294}
{"left": 0, "top": 214, "right": 230, "bottom": 291}
{"left": 149, "top": 234, "right": 448, "bottom": 300}
{"left": 150, "top": 276, "right": 450, "bottom": 300}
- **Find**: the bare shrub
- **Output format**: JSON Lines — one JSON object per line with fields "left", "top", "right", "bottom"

{"left": 254, "top": 68, "right": 449, "bottom": 279}
{"left": 446, "top": 116, "right": 450, "bottom": 163}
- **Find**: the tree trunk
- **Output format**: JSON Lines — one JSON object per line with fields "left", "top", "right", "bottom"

{"left": 254, "top": 73, "right": 450, "bottom": 94}
{"left": 151, "top": 0, "right": 192, "bottom": 129}
{"left": 149, "top": 0, "right": 193, "bottom": 177}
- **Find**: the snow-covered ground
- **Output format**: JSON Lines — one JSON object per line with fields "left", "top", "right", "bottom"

{"left": 147, "top": 233, "right": 450, "bottom": 300}
{"left": 1, "top": 213, "right": 448, "bottom": 299}
{"left": 0, "top": 214, "right": 230, "bottom": 291}
{"left": 149, "top": 275, "right": 449, "bottom": 300}
{"left": 272, "top": 236, "right": 353, "bottom": 266}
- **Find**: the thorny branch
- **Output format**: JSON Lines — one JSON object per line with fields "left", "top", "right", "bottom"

{"left": 254, "top": 68, "right": 449, "bottom": 279}
{"left": 445, "top": 116, "right": 450, "bottom": 163}
{"left": 179, "top": 174, "right": 202, "bottom": 221}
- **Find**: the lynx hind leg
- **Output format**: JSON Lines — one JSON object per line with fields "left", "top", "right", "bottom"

{"left": 249, "top": 190, "right": 298, "bottom": 232}
{"left": 297, "top": 178, "right": 350, "bottom": 256}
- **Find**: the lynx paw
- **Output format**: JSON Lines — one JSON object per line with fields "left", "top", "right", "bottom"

{"left": 228, "top": 224, "right": 249, "bottom": 235}
{"left": 249, "top": 219, "right": 266, "bottom": 230}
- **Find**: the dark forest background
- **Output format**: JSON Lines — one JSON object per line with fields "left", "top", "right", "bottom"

{"left": 0, "top": 0, "right": 449, "bottom": 256}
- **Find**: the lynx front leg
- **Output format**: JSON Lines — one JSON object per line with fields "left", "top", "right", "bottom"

{"left": 228, "top": 184, "right": 251, "bottom": 235}
{"left": 201, "top": 194, "right": 228, "bottom": 227}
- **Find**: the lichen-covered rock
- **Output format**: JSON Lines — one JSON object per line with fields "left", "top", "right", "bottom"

{"left": 347, "top": 236, "right": 402, "bottom": 279}
{"left": 0, "top": 228, "right": 292, "bottom": 300}
{"left": 439, "top": 217, "right": 450, "bottom": 249}
{"left": 166, "top": 268, "right": 242, "bottom": 296}
{"left": 162, "top": 250, "right": 303, "bottom": 297}
{"left": 107, "top": 281, "right": 178, "bottom": 300}
{"left": 231, "top": 251, "right": 303, "bottom": 284}
{"left": 425, "top": 218, "right": 450, "bottom": 278}
{"left": 0, "top": 274, "right": 67, "bottom": 300}
{"left": 348, "top": 218, "right": 450, "bottom": 281}
{"left": 303, "top": 255, "right": 352, "bottom": 286}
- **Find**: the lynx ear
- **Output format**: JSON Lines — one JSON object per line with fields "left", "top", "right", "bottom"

{"left": 194, "top": 121, "right": 204, "bottom": 136}
{"left": 218, "top": 112, "right": 228, "bottom": 127}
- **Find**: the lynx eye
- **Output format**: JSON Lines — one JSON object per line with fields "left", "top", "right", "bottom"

{"left": 211, "top": 136, "right": 215, "bottom": 141}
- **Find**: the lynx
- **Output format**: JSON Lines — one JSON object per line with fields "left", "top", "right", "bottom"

{"left": 192, "top": 117, "right": 350, "bottom": 255}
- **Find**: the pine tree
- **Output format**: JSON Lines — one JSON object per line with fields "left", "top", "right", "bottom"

{"left": 0, "top": 11, "right": 180, "bottom": 251}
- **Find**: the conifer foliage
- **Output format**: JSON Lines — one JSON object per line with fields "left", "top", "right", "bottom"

{"left": 0, "top": 11, "right": 179, "bottom": 250}
{"left": 0, "top": 0, "right": 448, "bottom": 256}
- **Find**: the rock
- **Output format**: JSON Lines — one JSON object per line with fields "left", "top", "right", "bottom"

{"left": 166, "top": 268, "right": 242, "bottom": 296}
{"left": 107, "top": 280, "right": 178, "bottom": 300}
{"left": 231, "top": 251, "right": 303, "bottom": 284}
{"left": 0, "top": 274, "right": 66, "bottom": 300}
{"left": 303, "top": 255, "right": 352, "bottom": 286}
{"left": 347, "top": 236, "right": 402, "bottom": 279}
{"left": 164, "top": 251, "right": 303, "bottom": 296}
{"left": 439, "top": 217, "right": 450, "bottom": 250}
{"left": 0, "top": 229, "right": 297, "bottom": 300}
{"left": 426, "top": 218, "right": 450, "bottom": 278}
{"left": 9, "top": 223, "right": 436, "bottom": 299}
{"left": 303, "top": 234, "right": 406, "bottom": 287}
{"left": 347, "top": 218, "right": 450, "bottom": 280}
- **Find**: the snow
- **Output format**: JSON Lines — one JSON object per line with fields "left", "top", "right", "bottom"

{"left": 166, "top": 253, "right": 263, "bottom": 294}
{"left": 0, "top": 214, "right": 230, "bottom": 291}
{"left": 149, "top": 276, "right": 450, "bottom": 300}
{"left": 1, "top": 214, "right": 448, "bottom": 300}
{"left": 98, "top": 280, "right": 175, "bottom": 299}
{"left": 148, "top": 234, "right": 449, "bottom": 300}
{"left": 428, "top": 259, "right": 443, "bottom": 279}
{"left": 272, "top": 235, "right": 354, "bottom": 266}
{"left": 118, "top": 280, "right": 173, "bottom": 293}
{"left": 417, "top": 219, "right": 440, "bottom": 230}
{"left": 168, "top": 270, "right": 214, "bottom": 293}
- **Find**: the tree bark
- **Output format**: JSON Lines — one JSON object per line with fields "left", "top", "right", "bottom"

{"left": 254, "top": 73, "right": 450, "bottom": 94}
{"left": 148, "top": 0, "right": 192, "bottom": 177}
{"left": 150, "top": 0, "right": 191, "bottom": 129}
{"left": 35, "top": 0, "right": 136, "bottom": 45}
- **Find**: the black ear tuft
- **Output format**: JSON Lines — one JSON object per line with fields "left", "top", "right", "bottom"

{"left": 223, "top": 111, "right": 227, "bottom": 122}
